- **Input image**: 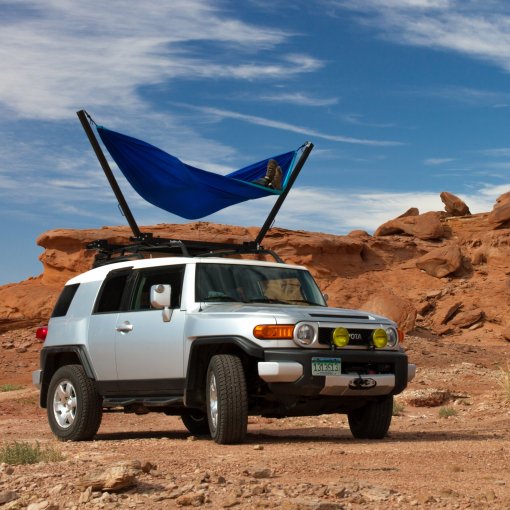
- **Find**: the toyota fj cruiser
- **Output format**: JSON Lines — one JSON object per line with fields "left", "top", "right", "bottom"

{"left": 33, "top": 253, "right": 416, "bottom": 444}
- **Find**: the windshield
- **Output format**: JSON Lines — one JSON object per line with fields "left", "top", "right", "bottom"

{"left": 195, "top": 263, "right": 326, "bottom": 306}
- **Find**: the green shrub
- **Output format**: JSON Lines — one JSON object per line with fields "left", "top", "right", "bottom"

{"left": 496, "top": 363, "right": 510, "bottom": 402}
{"left": 392, "top": 400, "right": 405, "bottom": 416}
{"left": 0, "top": 441, "right": 63, "bottom": 465}
{"left": 438, "top": 406, "right": 457, "bottom": 418}
{"left": 0, "top": 384, "right": 24, "bottom": 392}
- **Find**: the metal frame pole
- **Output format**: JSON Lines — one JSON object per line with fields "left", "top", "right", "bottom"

{"left": 77, "top": 110, "right": 143, "bottom": 239}
{"left": 255, "top": 141, "right": 314, "bottom": 246}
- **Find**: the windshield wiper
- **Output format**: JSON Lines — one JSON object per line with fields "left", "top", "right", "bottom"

{"left": 285, "top": 299, "right": 324, "bottom": 306}
{"left": 245, "top": 297, "right": 289, "bottom": 304}
{"left": 202, "top": 295, "right": 238, "bottom": 302}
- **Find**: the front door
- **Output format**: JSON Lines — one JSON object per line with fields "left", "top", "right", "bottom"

{"left": 114, "top": 265, "right": 186, "bottom": 394}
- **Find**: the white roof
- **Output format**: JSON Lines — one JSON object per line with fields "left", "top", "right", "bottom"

{"left": 67, "top": 256, "right": 307, "bottom": 285}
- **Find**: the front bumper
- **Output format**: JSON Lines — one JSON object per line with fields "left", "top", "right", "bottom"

{"left": 257, "top": 349, "right": 411, "bottom": 397}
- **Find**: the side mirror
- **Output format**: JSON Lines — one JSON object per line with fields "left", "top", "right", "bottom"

{"left": 150, "top": 284, "right": 172, "bottom": 322}
{"left": 323, "top": 293, "right": 329, "bottom": 304}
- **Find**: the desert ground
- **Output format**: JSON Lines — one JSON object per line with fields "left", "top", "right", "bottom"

{"left": 1, "top": 327, "right": 509, "bottom": 510}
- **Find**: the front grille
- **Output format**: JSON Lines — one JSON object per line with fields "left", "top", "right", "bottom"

{"left": 318, "top": 327, "right": 373, "bottom": 347}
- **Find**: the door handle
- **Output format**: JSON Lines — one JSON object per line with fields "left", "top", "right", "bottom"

{"left": 116, "top": 321, "right": 133, "bottom": 333}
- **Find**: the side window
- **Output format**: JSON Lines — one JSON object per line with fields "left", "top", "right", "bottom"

{"left": 51, "top": 283, "right": 80, "bottom": 318}
{"left": 94, "top": 271, "right": 131, "bottom": 313}
{"left": 131, "top": 266, "right": 185, "bottom": 311}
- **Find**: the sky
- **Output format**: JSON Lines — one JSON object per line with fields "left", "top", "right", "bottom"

{"left": 2, "top": 0, "right": 510, "bottom": 285}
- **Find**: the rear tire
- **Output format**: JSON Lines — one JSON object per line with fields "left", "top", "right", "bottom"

{"left": 47, "top": 364, "right": 102, "bottom": 441}
{"left": 181, "top": 410, "right": 210, "bottom": 436}
{"left": 206, "top": 354, "right": 248, "bottom": 444}
{"left": 347, "top": 395, "right": 393, "bottom": 439}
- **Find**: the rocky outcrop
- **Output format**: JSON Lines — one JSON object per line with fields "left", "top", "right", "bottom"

{"left": 374, "top": 211, "right": 445, "bottom": 240}
{"left": 360, "top": 291, "right": 417, "bottom": 333}
{"left": 398, "top": 207, "right": 419, "bottom": 218}
{"left": 415, "top": 244, "right": 463, "bottom": 278}
{"left": 440, "top": 191, "right": 470, "bottom": 217}
{"left": 488, "top": 191, "right": 510, "bottom": 228}
{"left": 3, "top": 201, "right": 510, "bottom": 342}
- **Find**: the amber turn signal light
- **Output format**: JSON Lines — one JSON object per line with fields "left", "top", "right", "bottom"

{"left": 253, "top": 324, "right": 294, "bottom": 339}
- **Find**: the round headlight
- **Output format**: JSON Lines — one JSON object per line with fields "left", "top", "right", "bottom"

{"left": 294, "top": 323, "right": 316, "bottom": 346}
{"left": 372, "top": 328, "right": 388, "bottom": 348}
{"left": 386, "top": 328, "right": 398, "bottom": 348}
{"left": 332, "top": 327, "right": 350, "bottom": 347}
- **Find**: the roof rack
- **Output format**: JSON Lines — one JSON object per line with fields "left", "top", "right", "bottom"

{"left": 77, "top": 110, "right": 313, "bottom": 267}
{"left": 87, "top": 237, "right": 284, "bottom": 267}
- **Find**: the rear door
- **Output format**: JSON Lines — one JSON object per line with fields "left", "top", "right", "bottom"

{"left": 87, "top": 268, "right": 132, "bottom": 384}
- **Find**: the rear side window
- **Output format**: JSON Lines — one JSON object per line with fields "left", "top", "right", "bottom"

{"left": 51, "top": 283, "right": 80, "bottom": 318}
{"left": 94, "top": 270, "right": 131, "bottom": 313}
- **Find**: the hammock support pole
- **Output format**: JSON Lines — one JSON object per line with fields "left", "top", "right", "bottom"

{"left": 255, "top": 141, "right": 314, "bottom": 246}
{"left": 77, "top": 110, "right": 144, "bottom": 240}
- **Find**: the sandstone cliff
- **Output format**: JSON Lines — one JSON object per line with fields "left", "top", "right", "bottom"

{"left": 2, "top": 208, "right": 510, "bottom": 345}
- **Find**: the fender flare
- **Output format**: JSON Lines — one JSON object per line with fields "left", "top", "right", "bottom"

{"left": 184, "top": 336, "right": 264, "bottom": 408}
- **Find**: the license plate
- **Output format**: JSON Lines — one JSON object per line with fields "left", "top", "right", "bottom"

{"left": 311, "top": 357, "right": 341, "bottom": 376}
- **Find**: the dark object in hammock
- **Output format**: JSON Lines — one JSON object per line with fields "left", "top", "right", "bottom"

{"left": 252, "top": 159, "right": 282, "bottom": 190}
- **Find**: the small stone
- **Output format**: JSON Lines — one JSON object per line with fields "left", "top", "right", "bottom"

{"left": 176, "top": 492, "right": 205, "bottom": 506}
{"left": 141, "top": 461, "right": 156, "bottom": 473}
{"left": 220, "top": 495, "right": 240, "bottom": 508}
{"left": 78, "top": 487, "right": 92, "bottom": 504}
{"left": 0, "top": 491, "right": 18, "bottom": 505}
{"left": 243, "top": 467, "right": 273, "bottom": 479}
{"left": 27, "top": 501, "right": 54, "bottom": 510}
{"left": 253, "top": 445, "right": 264, "bottom": 451}
{"left": 48, "top": 484, "right": 65, "bottom": 496}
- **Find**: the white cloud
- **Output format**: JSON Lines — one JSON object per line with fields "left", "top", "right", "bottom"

{"left": 334, "top": 1, "right": 510, "bottom": 74}
{"left": 200, "top": 184, "right": 503, "bottom": 235}
{"left": 416, "top": 86, "right": 510, "bottom": 106}
{"left": 0, "top": 1, "right": 318, "bottom": 120}
{"left": 481, "top": 148, "right": 510, "bottom": 158}
{"left": 424, "top": 157, "right": 455, "bottom": 165}
{"left": 179, "top": 104, "right": 404, "bottom": 146}
{"left": 259, "top": 92, "right": 339, "bottom": 107}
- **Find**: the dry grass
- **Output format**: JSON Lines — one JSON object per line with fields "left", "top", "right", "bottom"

{"left": 438, "top": 406, "right": 458, "bottom": 419}
{"left": 0, "top": 384, "right": 24, "bottom": 392}
{"left": 0, "top": 441, "right": 63, "bottom": 465}
{"left": 496, "top": 363, "right": 510, "bottom": 402}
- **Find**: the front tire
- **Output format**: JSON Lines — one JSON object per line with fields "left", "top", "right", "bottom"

{"left": 181, "top": 410, "right": 210, "bottom": 436}
{"left": 206, "top": 354, "right": 248, "bottom": 444}
{"left": 347, "top": 395, "right": 393, "bottom": 439}
{"left": 47, "top": 364, "right": 102, "bottom": 441}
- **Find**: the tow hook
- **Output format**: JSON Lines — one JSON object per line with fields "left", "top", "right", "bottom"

{"left": 349, "top": 375, "right": 377, "bottom": 390}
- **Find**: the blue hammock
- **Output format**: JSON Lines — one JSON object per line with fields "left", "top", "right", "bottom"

{"left": 97, "top": 126, "right": 300, "bottom": 220}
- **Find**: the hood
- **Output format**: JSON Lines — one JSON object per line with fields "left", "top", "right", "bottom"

{"left": 199, "top": 303, "right": 394, "bottom": 326}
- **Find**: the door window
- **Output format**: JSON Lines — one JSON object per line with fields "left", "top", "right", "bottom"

{"left": 131, "top": 266, "right": 185, "bottom": 311}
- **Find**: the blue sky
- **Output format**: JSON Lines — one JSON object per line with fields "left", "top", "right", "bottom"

{"left": 2, "top": 0, "right": 510, "bottom": 285}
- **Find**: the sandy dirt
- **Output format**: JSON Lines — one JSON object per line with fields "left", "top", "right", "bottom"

{"left": 1, "top": 328, "right": 510, "bottom": 509}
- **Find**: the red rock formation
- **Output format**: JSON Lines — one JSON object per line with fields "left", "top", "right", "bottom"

{"left": 488, "top": 191, "right": 510, "bottom": 228}
{"left": 440, "top": 191, "right": 471, "bottom": 217}
{"left": 360, "top": 291, "right": 417, "bottom": 333}
{"left": 374, "top": 211, "right": 445, "bottom": 240}
{"left": 3, "top": 205, "right": 510, "bottom": 344}
{"left": 415, "top": 244, "right": 463, "bottom": 278}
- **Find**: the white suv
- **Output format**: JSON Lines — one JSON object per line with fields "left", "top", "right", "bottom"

{"left": 33, "top": 255, "right": 415, "bottom": 444}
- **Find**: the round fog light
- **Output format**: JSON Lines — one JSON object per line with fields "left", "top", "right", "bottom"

{"left": 332, "top": 327, "right": 349, "bottom": 347}
{"left": 372, "top": 328, "right": 388, "bottom": 348}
